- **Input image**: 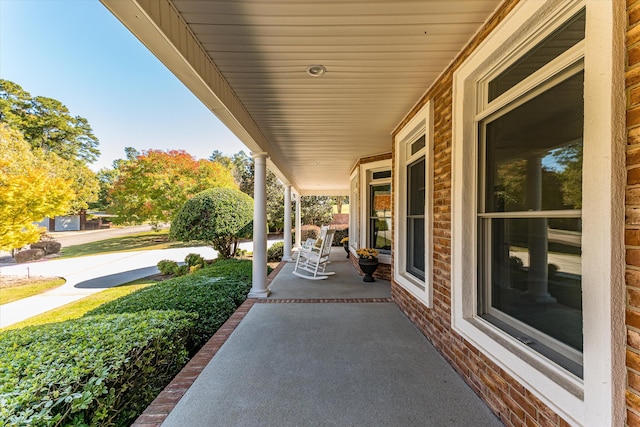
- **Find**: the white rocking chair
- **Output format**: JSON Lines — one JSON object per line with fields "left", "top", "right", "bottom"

{"left": 292, "top": 228, "right": 336, "bottom": 280}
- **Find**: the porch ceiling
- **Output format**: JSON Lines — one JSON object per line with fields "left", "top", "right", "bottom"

{"left": 100, "top": 0, "right": 502, "bottom": 195}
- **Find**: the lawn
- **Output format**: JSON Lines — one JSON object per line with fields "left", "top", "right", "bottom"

{"left": 0, "top": 277, "right": 66, "bottom": 305}
{"left": 57, "top": 229, "right": 204, "bottom": 258}
{"left": 1, "top": 279, "right": 155, "bottom": 331}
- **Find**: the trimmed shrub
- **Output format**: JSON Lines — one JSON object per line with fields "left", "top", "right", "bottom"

{"left": 157, "top": 259, "right": 179, "bottom": 275}
{"left": 170, "top": 188, "right": 253, "bottom": 259}
{"left": 0, "top": 311, "right": 196, "bottom": 427}
{"left": 174, "top": 265, "right": 189, "bottom": 276}
{"left": 87, "top": 262, "right": 253, "bottom": 351}
{"left": 14, "top": 248, "right": 45, "bottom": 263}
{"left": 267, "top": 241, "right": 284, "bottom": 262}
{"left": 206, "top": 258, "right": 253, "bottom": 282}
{"left": 185, "top": 252, "right": 205, "bottom": 268}
{"left": 30, "top": 240, "right": 61, "bottom": 255}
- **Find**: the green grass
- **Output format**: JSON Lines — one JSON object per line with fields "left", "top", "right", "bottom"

{"left": 58, "top": 229, "right": 205, "bottom": 258}
{"left": 1, "top": 280, "right": 155, "bottom": 331}
{"left": 0, "top": 278, "right": 66, "bottom": 305}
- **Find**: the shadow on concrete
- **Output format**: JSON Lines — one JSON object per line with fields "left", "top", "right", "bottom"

{"left": 74, "top": 266, "right": 159, "bottom": 289}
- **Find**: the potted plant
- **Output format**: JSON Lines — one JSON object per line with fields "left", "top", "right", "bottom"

{"left": 356, "top": 247, "right": 379, "bottom": 282}
{"left": 340, "top": 237, "right": 349, "bottom": 258}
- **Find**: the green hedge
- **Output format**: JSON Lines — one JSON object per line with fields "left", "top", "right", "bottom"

{"left": 0, "top": 259, "right": 255, "bottom": 426}
{"left": 204, "top": 258, "right": 252, "bottom": 282}
{"left": 87, "top": 260, "right": 253, "bottom": 351}
{"left": 267, "top": 242, "right": 284, "bottom": 262}
{"left": 0, "top": 311, "right": 196, "bottom": 427}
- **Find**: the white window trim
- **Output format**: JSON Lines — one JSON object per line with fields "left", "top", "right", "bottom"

{"left": 451, "top": 1, "right": 625, "bottom": 426}
{"left": 359, "top": 159, "right": 392, "bottom": 264}
{"left": 394, "top": 101, "right": 433, "bottom": 308}
{"left": 349, "top": 171, "right": 359, "bottom": 257}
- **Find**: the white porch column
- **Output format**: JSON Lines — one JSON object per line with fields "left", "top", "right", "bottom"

{"left": 249, "top": 152, "right": 269, "bottom": 298}
{"left": 282, "top": 184, "right": 293, "bottom": 261}
{"left": 294, "top": 193, "right": 302, "bottom": 248}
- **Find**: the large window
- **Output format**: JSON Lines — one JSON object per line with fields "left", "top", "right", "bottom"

{"left": 369, "top": 170, "right": 391, "bottom": 254}
{"left": 452, "top": 1, "right": 623, "bottom": 425}
{"left": 394, "top": 102, "right": 433, "bottom": 306}
{"left": 406, "top": 154, "right": 425, "bottom": 280}
{"left": 479, "top": 63, "right": 585, "bottom": 375}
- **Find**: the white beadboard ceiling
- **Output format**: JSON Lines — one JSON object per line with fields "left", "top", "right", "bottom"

{"left": 101, "top": 0, "right": 503, "bottom": 195}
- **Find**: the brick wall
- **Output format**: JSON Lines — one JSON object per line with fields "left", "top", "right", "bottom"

{"left": 389, "top": 0, "right": 579, "bottom": 426}
{"left": 628, "top": 2, "right": 640, "bottom": 426}
{"left": 349, "top": 152, "right": 392, "bottom": 176}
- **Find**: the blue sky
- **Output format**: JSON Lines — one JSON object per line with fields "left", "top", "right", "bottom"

{"left": 0, "top": 0, "right": 247, "bottom": 171}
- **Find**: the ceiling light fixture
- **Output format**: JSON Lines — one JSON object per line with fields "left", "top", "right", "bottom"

{"left": 306, "top": 65, "right": 326, "bottom": 77}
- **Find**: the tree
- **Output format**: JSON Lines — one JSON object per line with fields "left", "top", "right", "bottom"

{"left": 332, "top": 196, "right": 348, "bottom": 214}
{"left": 48, "top": 156, "right": 100, "bottom": 213}
{"left": 0, "top": 125, "right": 73, "bottom": 252}
{"left": 0, "top": 79, "right": 100, "bottom": 163}
{"left": 301, "top": 196, "right": 334, "bottom": 226}
{"left": 170, "top": 188, "right": 253, "bottom": 258}
{"left": 0, "top": 79, "right": 101, "bottom": 213}
{"left": 211, "top": 150, "right": 286, "bottom": 232}
{"left": 266, "top": 171, "right": 285, "bottom": 232}
{"left": 108, "top": 149, "right": 236, "bottom": 229}
{"left": 89, "top": 167, "right": 119, "bottom": 211}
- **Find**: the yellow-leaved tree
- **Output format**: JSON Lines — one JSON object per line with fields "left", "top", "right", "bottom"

{"left": 0, "top": 124, "right": 73, "bottom": 252}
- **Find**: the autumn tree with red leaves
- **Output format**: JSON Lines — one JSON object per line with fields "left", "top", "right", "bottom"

{"left": 108, "top": 149, "right": 236, "bottom": 229}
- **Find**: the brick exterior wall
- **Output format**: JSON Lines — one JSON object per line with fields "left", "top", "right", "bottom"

{"left": 629, "top": 2, "right": 640, "bottom": 426}
{"left": 388, "top": 0, "right": 585, "bottom": 426}
{"left": 349, "top": 152, "right": 392, "bottom": 176}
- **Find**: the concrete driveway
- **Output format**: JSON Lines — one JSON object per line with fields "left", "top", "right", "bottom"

{"left": 0, "top": 246, "right": 216, "bottom": 328}
{"left": 0, "top": 236, "right": 282, "bottom": 329}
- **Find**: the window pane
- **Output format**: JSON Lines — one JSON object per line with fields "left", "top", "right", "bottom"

{"left": 370, "top": 217, "right": 392, "bottom": 252}
{"left": 407, "top": 156, "right": 425, "bottom": 280}
{"left": 411, "top": 135, "right": 426, "bottom": 156}
{"left": 370, "top": 184, "right": 391, "bottom": 252}
{"left": 372, "top": 170, "right": 392, "bottom": 180}
{"left": 370, "top": 184, "right": 391, "bottom": 217}
{"left": 488, "top": 9, "right": 585, "bottom": 101}
{"left": 484, "top": 71, "right": 584, "bottom": 213}
{"left": 408, "top": 158, "right": 425, "bottom": 216}
{"left": 407, "top": 218, "right": 425, "bottom": 280}
{"left": 486, "top": 217, "right": 582, "bottom": 353}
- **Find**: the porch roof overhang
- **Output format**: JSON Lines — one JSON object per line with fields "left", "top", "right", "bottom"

{"left": 100, "top": 0, "right": 502, "bottom": 196}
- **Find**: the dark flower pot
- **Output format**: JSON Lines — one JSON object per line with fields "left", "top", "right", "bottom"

{"left": 343, "top": 243, "right": 350, "bottom": 258}
{"left": 358, "top": 258, "right": 379, "bottom": 282}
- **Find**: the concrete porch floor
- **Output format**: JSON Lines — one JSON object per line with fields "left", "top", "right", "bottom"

{"left": 138, "top": 248, "right": 503, "bottom": 427}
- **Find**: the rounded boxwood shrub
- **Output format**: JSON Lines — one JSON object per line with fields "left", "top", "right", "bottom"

{"left": 157, "top": 259, "right": 179, "bottom": 275}
{"left": 170, "top": 188, "right": 253, "bottom": 259}
{"left": 185, "top": 252, "right": 205, "bottom": 268}
{"left": 267, "top": 241, "right": 284, "bottom": 262}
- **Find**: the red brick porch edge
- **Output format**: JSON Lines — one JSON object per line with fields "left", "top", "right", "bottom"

{"left": 131, "top": 260, "right": 288, "bottom": 427}
{"left": 131, "top": 297, "right": 258, "bottom": 427}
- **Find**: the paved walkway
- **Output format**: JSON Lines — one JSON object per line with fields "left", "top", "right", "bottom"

{"left": 136, "top": 249, "right": 503, "bottom": 427}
